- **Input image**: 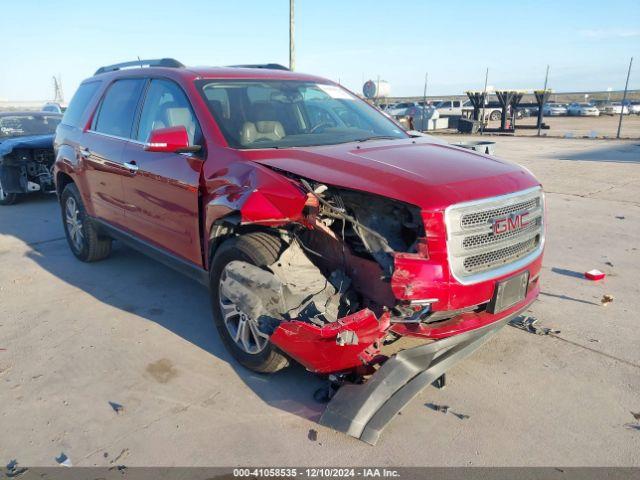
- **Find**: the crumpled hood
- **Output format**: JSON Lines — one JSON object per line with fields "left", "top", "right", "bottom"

{"left": 244, "top": 138, "right": 540, "bottom": 211}
{"left": 0, "top": 134, "right": 55, "bottom": 157}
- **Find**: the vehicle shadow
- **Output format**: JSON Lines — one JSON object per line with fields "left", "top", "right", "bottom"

{"left": 1, "top": 199, "right": 325, "bottom": 423}
{"left": 556, "top": 143, "right": 640, "bottom": 164}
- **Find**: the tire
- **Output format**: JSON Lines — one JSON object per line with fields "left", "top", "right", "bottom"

{"left": 489, "top": 110, "right": 501, "bottom": 121}
{"left": 210, "top": 232, "right": 289, "bottom": 373}
{"left": 61, "top": 183, "right": 112, "bottom": 262}
{"left": 0, "top": 174, "right": 18, "bottom": 206}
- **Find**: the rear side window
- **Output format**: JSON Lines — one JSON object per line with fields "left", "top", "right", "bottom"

{"left": 61, "top": 82, "right": 101, "bottom": 128}
{"left": 94, "top": 79, "right": 146, "bottom": 138}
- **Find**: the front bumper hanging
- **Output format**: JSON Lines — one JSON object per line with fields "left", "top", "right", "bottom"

{"left": 319, "top": 307, "right": 526, "bottom": 445}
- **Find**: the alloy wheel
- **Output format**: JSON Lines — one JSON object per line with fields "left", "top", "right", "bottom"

{"left": 65, "top": 196, "right": 84, "bottom": 252}
{"left": 218, "top": 265, "right": 269, "bottom": 354}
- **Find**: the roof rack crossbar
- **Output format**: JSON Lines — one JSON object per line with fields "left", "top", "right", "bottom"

{"left": 94, "top": 58, "right": 184, "bottom": 76}
{"left": 227, "top": 63, "right": 290, "bottom": 71}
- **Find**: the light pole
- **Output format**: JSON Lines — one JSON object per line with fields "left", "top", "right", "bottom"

{"left": 617, "top": 57, "right": 633, "bottom": 139}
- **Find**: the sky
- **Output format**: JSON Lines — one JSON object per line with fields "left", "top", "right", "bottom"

{"left": 1, "top": 0, "right": 638, "bottom": 101}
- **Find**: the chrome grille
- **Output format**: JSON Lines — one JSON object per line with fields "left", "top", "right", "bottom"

{"left": 445, "top": 187, "right": 545, "bottom": 284}
{"left": 462, "top": 216, "right": 542, "bottom": 250}
{"left": 463, "top": 237, "right": 538, "bottom": 273}
{"left": 461, "top": 197, "right": 540, "bottom": 230}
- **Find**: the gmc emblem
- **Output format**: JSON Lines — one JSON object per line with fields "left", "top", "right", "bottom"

{"left": 492, "top": 212, "right": 529, "bottom": 235}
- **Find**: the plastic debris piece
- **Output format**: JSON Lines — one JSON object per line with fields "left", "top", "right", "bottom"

{"left": 509, "top": 316, "right": 560, "bottom": 335}
{"left": 425, "top": 403, "right": 449, "bottom": 414}
{"left": 109, "top": 401, "right": 124, "bottom": 414}
{"left": 601, "top": 294, "right": 614, "bottom": 307}
{"left": 585, "top": 269, "right": 605, "bottom": 281}
{"left": 55, "top": 453, "right": 72, "bottom": 467}
{"left": 451, "top": 412, "right": 470, "bottom": 420}
{"left": 308, "top": 429, "right": 318, "bottom": 441}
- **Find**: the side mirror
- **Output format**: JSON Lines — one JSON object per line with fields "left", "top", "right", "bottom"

{"left": 144, "top": 126, "right": 201, "bottom": 153}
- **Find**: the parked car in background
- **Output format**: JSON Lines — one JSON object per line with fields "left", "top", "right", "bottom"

{"left": 567, "top": 102, "right": 600, "bottom": 116}
{"left": 628, "top": 102, "right": 640, "bottom": 115}
{"left": 435, "top": 99, "right": 464, "bottom": 117}
{"left": 0, "top": 111, "right": 62, "bottom": 205}
{"left": 542, "top": 103, "right": 567, "bottom": 116}
{"left": 386, "top": 102, "right": 417, "bottom": 116}
{"left": 42, "top": 102, "right": 67, "bottom": 114}
{"left": 456, "top": 100, "right": 508, "bottom": 122}
{"left": 601, "top": 102, "right": 629, "bottom": 115}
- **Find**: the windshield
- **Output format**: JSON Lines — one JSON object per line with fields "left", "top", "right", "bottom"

{"left": 197, "top": 80, "right": 407, "bottom": 149}
{"left": 0, "top": 114, "right": 61, "bottom": 138}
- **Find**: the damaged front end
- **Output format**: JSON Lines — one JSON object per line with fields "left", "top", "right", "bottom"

{"left": 0, "top": 136, "right": 57, "bottom": 196}
{"left": 223, "top": 179, "right": 433, "bottom": 374}
{"left": 215, "top": 172, "right": 540, "bottom": 443}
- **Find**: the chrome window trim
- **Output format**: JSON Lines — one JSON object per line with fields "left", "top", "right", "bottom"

{"left": 86, "top": 129, "right": 145, "bottom": 145}
{"left": 444, "top": 186, "right": 545, "bottom": 285}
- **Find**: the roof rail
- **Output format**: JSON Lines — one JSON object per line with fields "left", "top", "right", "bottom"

{"left": 227, "top": 63, "right": 290, "bottom": 71}
{"left": 94, "top": 58, "right": 184, "bottom": 76}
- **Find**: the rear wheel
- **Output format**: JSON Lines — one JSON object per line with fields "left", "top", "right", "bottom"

{"left": 0, "top": 175, "right": 18, "bottom": 205}
{"left": 61, "top": 183, "right": 112, "bottom": 262}
{"left": 489, "top": 110, "right": 501, "bottom": 121}
{"left": 210, "top": 232, "right": 289, "bottom": 373}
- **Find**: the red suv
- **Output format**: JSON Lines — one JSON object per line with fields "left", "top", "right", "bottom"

{"left": 54, "top": 59, "right": 544, "bottom": 443}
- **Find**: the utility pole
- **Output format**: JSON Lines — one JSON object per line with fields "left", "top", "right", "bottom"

{"left": 617, "top": 57, "right": 633, "bottom": 139}
{"left": 422, "top": 72, "right": 428, "bottom": 106}
{"left": 480, "top": 68, "right": 489, "bottom": 135}
{"left": 289, "top": 0, "right": 295, "bottom": 71}
{"left": 538, "top": 65, "right": 549, "bottom": 137}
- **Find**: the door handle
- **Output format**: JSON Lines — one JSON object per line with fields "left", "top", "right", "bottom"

{"left": 79, "top": 147, "right": 91, "bottom": 159}
{"left": 124, "top": 161, "right": 139, "bottom": 173}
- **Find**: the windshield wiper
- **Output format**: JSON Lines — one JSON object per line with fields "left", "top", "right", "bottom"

{"left": 356, "top": 135, "right": 400, "bottom": 143}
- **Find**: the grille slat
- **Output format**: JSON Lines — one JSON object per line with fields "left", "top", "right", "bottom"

{"left": 445, "top": 187, "right": 545, "bottom": 283}
{"left": 461, "top": 197, "right": 539, "bottom": 230}
{"left": 463, "top": 237, "right": 538, "bottom": 273}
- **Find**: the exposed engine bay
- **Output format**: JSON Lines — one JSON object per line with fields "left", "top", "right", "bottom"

{"left": 218, "top": 180, "right": 442, "bottom": 373}
{"left": 0, "top": 147, "right": 56, "bottom": 195}
{"left": 229, "top": 183, "right": 426, "bottom": 322}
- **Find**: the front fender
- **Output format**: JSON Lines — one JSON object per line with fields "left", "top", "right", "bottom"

{"left": 203, "top": 161, "right": 308, "bottom": 239}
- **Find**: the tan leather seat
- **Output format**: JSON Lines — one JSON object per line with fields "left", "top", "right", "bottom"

{"left": 240, "top": 121, "right": 285, "bottom": 146}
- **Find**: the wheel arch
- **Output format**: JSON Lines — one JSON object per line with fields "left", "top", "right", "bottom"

{"left": 206, "top": 215, "right": 287, "bottom": 271}
{"left": 56, "top": 171, "right": 74, "bottom": 197}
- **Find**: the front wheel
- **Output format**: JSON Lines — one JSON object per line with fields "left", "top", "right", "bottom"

{"left": 210, "top": 232, "right": 289, "bottom": 373}
{"left": 61, "top": 183, "right": 112, "bottom": 262}
{"left": 489, "top": 110, "right": 501, "bottom": 121}
{"left": 0, "top": 175, "right": 18, "bottom": 205}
